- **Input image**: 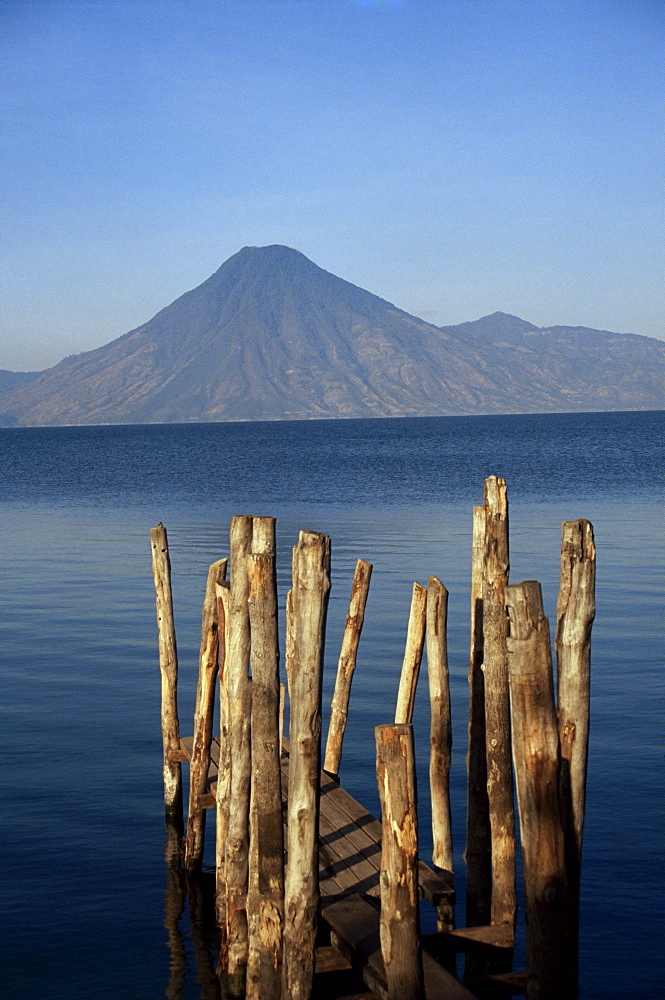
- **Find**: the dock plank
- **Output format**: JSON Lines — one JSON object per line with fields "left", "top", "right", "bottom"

{"left": 324, "top": 894, "right": 477, "bottom": 1000}
{"left": 179, "top": 736, "right": 472, "bottom": 999}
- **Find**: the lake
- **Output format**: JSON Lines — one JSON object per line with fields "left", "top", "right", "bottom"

{"left": 1, "top": 411, "right": 663, "bottom": 999}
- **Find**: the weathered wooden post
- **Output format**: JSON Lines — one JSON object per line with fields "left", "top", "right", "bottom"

{"left": 215, "top": 580, "right": 231, "bottom": 938}
{"left": 375, "top": 722, "right": 424, "bottom": 1000}
{"left": 426, "top": 576, "right": 453, "bottom": 878}
{"left": 282, "top": 530, "right": 331, "bottom": 1000}
{"left": 224, "top": 515, "right": 254, "bottom": 996}
{"left": 507, "top": 580, "right": 575, "bottom": 1000}
{"left": 150, "top": 523, "right": 184, "bottom": 824}
{"left": 185, "top": 557, "right": 228, "bottom": 869}
{"left": 465, "top": 505, "right": 492, "bottom": 931}
{"left": 556, "top": 519, "right": 595, "bottom": 871}
{"left": 285, "top": 587, "right": 295, "bottom": 697}
{"left": 395, "top": 581, "right": 427, "bottom": 725}
{"left": 324, "top": 558, "right": 372, "bottom": 775}
{"left": 556, "top": 518, "right": 595, "bottom": 979}
{"left": 246, "top": 517, "right": 284, "bottom": 999}
{"left": 482, "top": 476, "right": 516, "bottom": 928}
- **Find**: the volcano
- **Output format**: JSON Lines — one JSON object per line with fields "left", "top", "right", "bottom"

{"left": 1, "top": 245, "right": 664, "bottom": 425}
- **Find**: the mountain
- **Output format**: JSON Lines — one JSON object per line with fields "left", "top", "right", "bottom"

{"left": 0, "top": 369, "right": 42, "bottom": 394}
{"left": 1, "top": 245, "right": 664, "bottom": 425}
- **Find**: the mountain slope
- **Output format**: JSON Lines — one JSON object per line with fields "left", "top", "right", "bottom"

{"left": 1, "top": 246, "right": 664, "bottom": 425}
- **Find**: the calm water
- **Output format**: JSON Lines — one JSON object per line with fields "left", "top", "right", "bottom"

{"left": 1, "top": 412, "right": 663, "bottom": 999}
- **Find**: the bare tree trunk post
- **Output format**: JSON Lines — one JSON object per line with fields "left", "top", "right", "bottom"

{"left": 282, "top": 530, "right": 331, "bottom": 1000}
{"left": 324, "top": 558, "right": 372, "bottom": 775}
{"left": 375, "top": 722, "right": 424, "bottom": 1000}
{"left": 507, "top": 581, "right": 575, "bottom": 1000}
{"left": 279, "top": 682, "right": 286, "bottom": 753}
{"left": 465, "top": 505, "right": 491, "bottom": 931}
{"left": 285, "top": 588, "right": 295, "bottom": 699}
{"left": 556, "top": 519, "right": 595, "bottom": 965}
{"left": 185, "top": 558, "right": 228, "bottom": 870}
{"left": 426, "top": 576, "right": 455, "bottom": 934}
{"left": 224, "top": 515, "right": 254, "bottom": 997}
{"left": 246, "top": 517, "right": 284, "bottom": 999}
{"left": 216, "top": 581, "right": 231, "bottom": 947}
{"left": 150, "top": 523, "right": 183, "bottom": 825}
{"left": 482, "top": 476, "right": 516, "bottom": 928}
{"left": 394, "top": 582, "right": 428, "bottom": 725}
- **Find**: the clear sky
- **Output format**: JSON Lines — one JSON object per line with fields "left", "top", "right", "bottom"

{"left": 2, "top": 0, "right": 663, "bottom": 371}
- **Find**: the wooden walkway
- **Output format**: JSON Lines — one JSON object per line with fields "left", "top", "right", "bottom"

{"left": 179, "top": 735, "right": 480, "bottom": 1000}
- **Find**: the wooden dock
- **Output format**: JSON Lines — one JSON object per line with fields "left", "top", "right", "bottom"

{"left": 179, "top": 734, "right": 478, "bottom": 1000}
{"left": 152, "top": 485, "right": 595, "bottom": 1000}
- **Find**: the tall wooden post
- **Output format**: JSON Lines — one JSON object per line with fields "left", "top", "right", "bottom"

{"left": 285, "top": 588, "right": 295, "bottom": 698}
{"left": 426, "top": 576, "right": 453, "bottom": 874}
{"left": 556, "top": 518, "right": 595, "bottom": 978}
{"left": 395, "top": 582, "right": 427, "bottom": 725}
{"left": 482, "top": 476, "right": 516, "bottom": 927}
{"left": 185, "top": 557, "right": 228, "bottom": 869}
{"left": 556, "top": 519, "right": 595, "bottom": 871}
{"left": 376, "top": 722, "right": 424, "bottom": 1000}
{"left": 246, "top": 517, "right": 284, "bottom": 999}
{"left": 465, "top": 505, "right": 491, "bottom": 930}
{"left": 282, "top": 530, "right": 331, "bottom": 1000}
{"left": 150, "top": 523, "right": 183, "bottom": 824}
{"left": 507, "top": 581, "right": 575, "bottom": 1000}
{"left": 215, "top": 581, "right": 231, "bottom": 939}
{"left": 225, "top": 515, "right": 254, "bottom": 996}
{"left": 324, "top": 558, "right": 372, "bottom": 775}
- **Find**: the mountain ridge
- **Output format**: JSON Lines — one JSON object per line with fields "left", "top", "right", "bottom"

{"left": 1, "top": 245, "right": 663, "bottom": 425}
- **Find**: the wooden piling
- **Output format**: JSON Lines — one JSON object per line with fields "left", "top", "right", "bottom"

{"left": 150, "top": 523, "right": 183, "bottom": 823}
{"left": 324, "top": 558, "right": 372, "bottom": 775}
{"left": 246, "top": 517, "right": 284, "bottom": 999}
{"left": 375, "top": 722, "right": 425, "bottom": 1000}
{"left": 225, "top": 515, "right": 254, "bottom": 996}
{"left": 282, "top": 530, "right": 331, "bottom": 1000}
{"left": 426, "top": 576, "right": 453, "bottom": 878}
{"left": 185, "top": 558, "right": 228, "bottom": 870}
{"left": 395, "top": 581, "right": 427, "bottom": 725}
{"left": 285, "top": 587, "right": 295, "bottom": 698}
{"left": 215, "top": 581, "right": 231, "bottom": 936}
{"left": 465, "top": 505, "right": 491, "bottom": 930}
{"left": 482, "top": 476, "right": 516, "bottom": 927}
{"left": 556, "top": 519, "right": 595, "bottom": 883}
{"left": 507, "top": 580, "right": 575, "bottom": 1000}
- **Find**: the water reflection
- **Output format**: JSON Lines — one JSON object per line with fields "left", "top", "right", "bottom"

{"left": 163, "top": 820, "right": 220, "bottom": 1000}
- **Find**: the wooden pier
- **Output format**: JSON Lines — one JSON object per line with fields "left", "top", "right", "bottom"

{"left": 151, "top": 478, "right": 595, "bottom": 1000}
{"left": 178, "top": 734, "right": 472, "bottom": 999}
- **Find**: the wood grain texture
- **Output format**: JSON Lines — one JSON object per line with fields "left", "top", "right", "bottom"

{"left": 426, "top": 576, "right": 454, "bottom": 882}
{"left": 394, "top": 582, "right": 427, "bottom": 725}
{"left": 246, "top": 518, "right": 284, "bottom": 1000}
{"left": 465, "top": 504, "right": 491, "bottom": 931}
{"left": 224, "top": 515, "right": 254, "bottom": 995}
{"left": 556, "top": 519, "right": 595, "bottom": 873}
{"left": 324, "top": 558, "right": 372, "bottom": 775}
{"left": 282, "top": 530, "right": 331, "bottom": 1000}
{"left": 507, "top": 580, "right": 575, "bottom": 1000}
{"left": 215, "top": 581, "right": 231, "bottom": 934}
{"left": 150, "top": 523, "right": 183, "bottom": 821}
{"left": 185, "top": 558, "right": 227, "bottom": 869}
{"left": 375, "top": 723, "right": 424, "bottom": 1000}
{"left": 481, "top": 476, "right": 516, "bottom": 927}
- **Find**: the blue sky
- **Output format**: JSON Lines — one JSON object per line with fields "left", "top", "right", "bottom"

{"left": 2, "top": 0, "right": 663, "bottom": 370}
